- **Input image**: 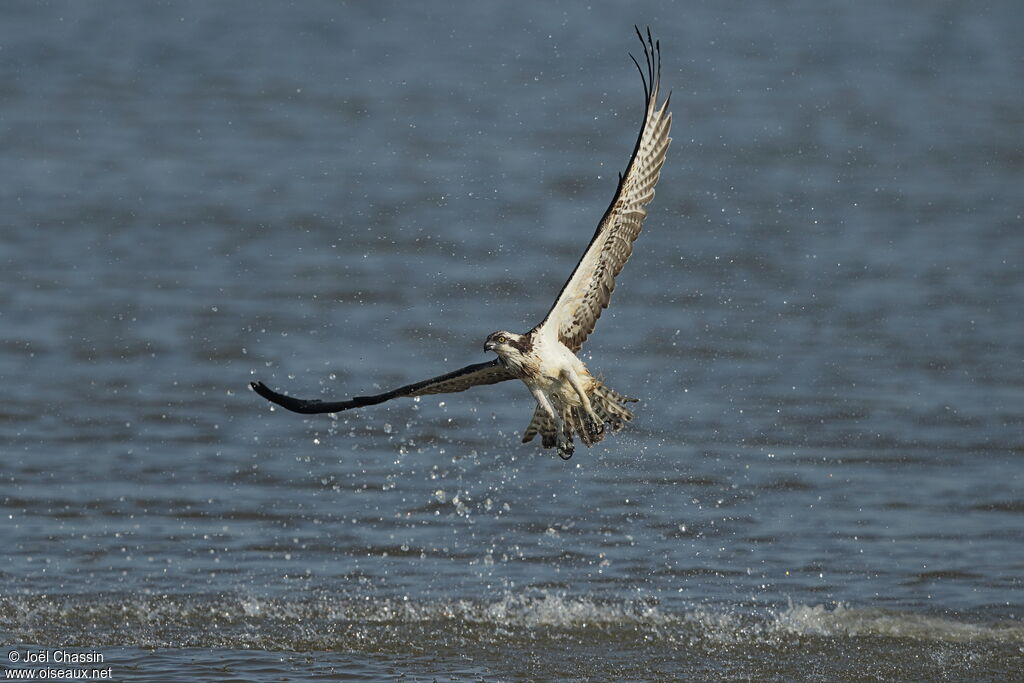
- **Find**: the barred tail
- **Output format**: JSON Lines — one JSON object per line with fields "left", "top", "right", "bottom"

{"left": 589, "top": 382, "right": 637, "bottom": 433}
{"left": 521, "top": 381, "right": 637, "bottom": 454}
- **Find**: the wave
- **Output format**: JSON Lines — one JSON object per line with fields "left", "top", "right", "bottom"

{"left": 771, "top": 601, "right": 1023, "bottom": 643}
{"left": 2, "top": 592, "right": 1021, "bottom": 651}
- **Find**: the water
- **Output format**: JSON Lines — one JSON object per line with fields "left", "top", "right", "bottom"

{"left": 2, "top": 1, "right": 1023, "bottom": 680}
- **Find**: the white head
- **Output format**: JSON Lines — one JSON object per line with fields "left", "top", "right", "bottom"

{"left": 483, "top": 330, "right": 532, "bottom": 366}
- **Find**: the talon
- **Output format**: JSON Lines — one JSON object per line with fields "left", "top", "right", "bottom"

{"left": 558, "top": 441, "right": 575, "bottom": 460}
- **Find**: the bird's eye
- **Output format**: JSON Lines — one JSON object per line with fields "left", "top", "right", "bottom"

{"left": 497, "top": 336, "right": 507, "bottom": 343}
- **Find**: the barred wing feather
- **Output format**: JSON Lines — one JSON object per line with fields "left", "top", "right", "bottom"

{"left": 536, "top": 27, "right": 672, "bottom": 352}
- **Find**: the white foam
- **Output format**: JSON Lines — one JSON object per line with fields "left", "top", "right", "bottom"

{"left": 772, "top": 602, "right": 1024, "bottom": 643}
{"left": 3, "top": 593, "right": 1021, "bottom": 650}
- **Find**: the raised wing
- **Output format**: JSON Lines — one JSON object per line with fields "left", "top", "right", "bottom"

{"left": 250, "top": 359, "right": 513, "bottom": 415}
{"left": 535, "top": 27, "right": 672, "bottom": 352}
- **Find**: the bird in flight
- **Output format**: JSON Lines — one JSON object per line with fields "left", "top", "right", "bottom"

{"left": 252, "top": 27, "right": 672, "bottom": 460}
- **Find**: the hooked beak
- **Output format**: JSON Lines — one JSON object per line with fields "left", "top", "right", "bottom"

{"left": 484, "top": 341, "right": 496, "bottom": 352}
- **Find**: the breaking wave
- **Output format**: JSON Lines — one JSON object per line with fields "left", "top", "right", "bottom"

{"left": 2, "top": 592, "right": 1021, "bottom": 651}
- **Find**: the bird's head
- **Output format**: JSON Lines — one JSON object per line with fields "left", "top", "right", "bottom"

{"left": 484, "top": 330, "right": 529, "bottom": 360}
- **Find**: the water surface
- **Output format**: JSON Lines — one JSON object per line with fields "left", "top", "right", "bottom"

{"left": 2, "top": 1, "right": 1023, "bottom": 680}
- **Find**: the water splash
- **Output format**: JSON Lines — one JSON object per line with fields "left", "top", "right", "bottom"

{"left": 3, "top": 592, "right": 1020, "bottom": 652}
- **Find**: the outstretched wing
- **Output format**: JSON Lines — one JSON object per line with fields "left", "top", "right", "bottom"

{"left": 250, "top": 359, "right": 513, "bottom": 415}
{"left": 535, "top": 27, "right": 672, "bottom": 352}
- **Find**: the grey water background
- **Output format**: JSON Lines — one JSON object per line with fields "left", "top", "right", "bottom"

{"left": 2, "top": 0, "right": 1023, "bottom": 680}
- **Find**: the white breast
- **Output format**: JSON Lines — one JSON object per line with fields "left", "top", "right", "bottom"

{"left": 528, "top": 333, "right": 592, "bottom": 404}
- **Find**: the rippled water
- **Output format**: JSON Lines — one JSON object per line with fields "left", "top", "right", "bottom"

{"left": 2, "top": 1, "right": 1023, "bottom": 680}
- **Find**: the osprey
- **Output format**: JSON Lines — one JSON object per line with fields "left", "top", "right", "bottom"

{"left": 251, "top": 28, "right": 671, "bottom": 460}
